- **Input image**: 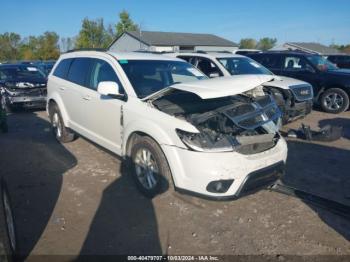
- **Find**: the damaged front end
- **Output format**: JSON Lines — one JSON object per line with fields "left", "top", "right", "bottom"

{"left": 1, "top": 81, "right": 47, "bottom": 110}
{"left": 152, "top": 88, "right": 282, "bottom": 155}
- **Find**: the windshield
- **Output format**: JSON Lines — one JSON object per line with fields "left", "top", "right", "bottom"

{"left": 0, "top": 65, "right": 46, "bottom": 81}
{"left": 217, "top": 57, "right": 273, "bottom": 76}
{"left": 306, "top": 55, "right": 338, "bottom": 71}
{"left": 120, "top": 60, "right": 207, "bottom": 98}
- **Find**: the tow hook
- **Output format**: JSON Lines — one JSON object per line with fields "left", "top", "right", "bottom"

{"left": 268, "top": 182, "right": 350, "bottom": 219}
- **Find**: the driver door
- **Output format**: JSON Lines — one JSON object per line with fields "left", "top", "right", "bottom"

{"left": 78, "top": 58, "right": 125, "bottom": 155}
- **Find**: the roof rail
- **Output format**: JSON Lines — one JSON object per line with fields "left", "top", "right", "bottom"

{"left": 66, "top": 48, "right": 108, "bottom": 53}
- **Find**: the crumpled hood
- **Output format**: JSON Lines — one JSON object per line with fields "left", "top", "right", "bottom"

{"left": 262, "top": 75, "right": 311, "bottom": 90}
{"left": 169, "top": 75, "right": 274, "bottom": 99}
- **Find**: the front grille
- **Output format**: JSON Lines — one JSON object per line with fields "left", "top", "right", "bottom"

{"left": 223, "top": 95, "right": 281, "bottom": 130}
{"left": 289, "top": 84, "right": 314, "bottom": 101}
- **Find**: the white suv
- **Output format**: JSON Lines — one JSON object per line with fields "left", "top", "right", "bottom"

{"left": 170, "top": 52, "right": 314, "bottom": 124}
{"left": 47, "top": 50, "right": 287, "bottom": 199}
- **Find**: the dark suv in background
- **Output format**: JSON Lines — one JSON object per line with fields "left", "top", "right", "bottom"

{"left": 327, "top": 55, "right": 350, "bottom": 69}
{"left": 247, "top": 52, "right": 350, "bottom": 113}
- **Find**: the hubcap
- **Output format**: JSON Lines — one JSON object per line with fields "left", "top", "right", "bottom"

{"left": 3, "top": 191, "right": 16, "bottom": 251}
{"left": 324, "top": 92, "right": 344, "bottom": 110}
{"left": 134, "top": 148, "right": 159, "bottom": 190}
{"left": 52, "top": 113, "right": 62, "bottom": 138}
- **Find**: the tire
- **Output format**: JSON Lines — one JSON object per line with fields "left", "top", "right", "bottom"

{"left": 130, "top": 136, "right": 173, "bottom": 198}
{"left": 49, "top": 103, "right": 75, "bottom": 143}
{"left": 320, "top": 88, "right": 349, "bottom": 114}
{"left": 0, "top": 180, "right": 17, "bottom": 261}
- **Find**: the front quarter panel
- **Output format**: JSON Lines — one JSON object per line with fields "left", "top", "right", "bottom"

{"left": 122, "top": 98, "right": 199, "bottom": 155}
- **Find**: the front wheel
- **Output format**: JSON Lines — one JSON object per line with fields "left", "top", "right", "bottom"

{"left": 320, "top": 88, "right": 349, "bottom": 113}
{"left": 130, "top": 136, "right": 173, "bottom": 198}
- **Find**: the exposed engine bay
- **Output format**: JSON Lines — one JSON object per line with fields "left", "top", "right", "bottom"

{"left": 152, "top": 87, "right": 282, "bottom": 154}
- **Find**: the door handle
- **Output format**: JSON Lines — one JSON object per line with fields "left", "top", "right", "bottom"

{"left": 83, "top": 95, "right": 92, "bottom": 101}
{"left": 59, "top": 87, "right": 65, "bottom": 91}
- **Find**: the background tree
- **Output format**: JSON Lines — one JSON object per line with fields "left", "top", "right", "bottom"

{"left": 37, "top": 32, "right": 60, "bottom": 60}
{"left": 239, "top": 38, "right": 257, "bottom": 49}
{"left": 75, "top": 18, "right": 112, "bottom": 49}
{"left": 0, "top": 32, "right": 21, "bottom": 61}
{"left": 257, "top": 37, "right": 277, "bottom": 50}
{"left": 116, "top": 10, "right": 139, "bottom": 36}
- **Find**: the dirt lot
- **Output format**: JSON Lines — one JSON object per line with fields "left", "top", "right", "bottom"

{"left": 0, "top": 109, "right": 349, "bottom": 260}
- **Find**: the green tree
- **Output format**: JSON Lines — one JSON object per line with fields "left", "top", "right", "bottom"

{"left": 37, "top": 32, "right": 60, "bottom": 60}
{"left": 115, "top": 10, "right": 139, "bottom": 36}
{"left": 75, "top": 18, "right": 112, "bottom": 49}
{"left": 257, "top": 37, "right": 277, "bottom": 51}
{"left": 0, "top": 32, "right": 21, "bottom": 61}
{"left": 239, "top": 38, "right": 257, "bottom": 49}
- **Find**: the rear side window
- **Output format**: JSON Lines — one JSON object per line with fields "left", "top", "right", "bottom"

{"left": 67, "top": 58, "right": 92, "bottom": 86}
{"left": 53, "top": 58, "right": 73, "bottom": 79}
{"left": 256, "top": 55, "right": 281, "bottom": 69}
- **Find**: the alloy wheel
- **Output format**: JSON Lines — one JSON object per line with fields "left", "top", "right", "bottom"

{"left": 324, "top": 92, "right": 344, "bottom": 110}
{"left": 134, "top": 148, "right": 159, "bottom": 190}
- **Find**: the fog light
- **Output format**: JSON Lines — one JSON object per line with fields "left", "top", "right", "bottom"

{"left": 206, "top": 179, "right": 234, "bottom": 193}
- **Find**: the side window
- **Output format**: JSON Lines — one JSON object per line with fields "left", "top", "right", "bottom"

{"left": 196, "top": 58, "right": 223, "bottom": 76}
{"left": 283, "top": 56, "right": 311, "bottom": 71}
{"left": 88, "top": 59, "right": 124, "bottom": 94}
{"left": 258, "top": 55, "right": 281, "bottom": 69}
{"left": 67, "top": 58, "right": 92, "bottom": 86}
{"left": 53, "top": 58, "right": 73, "bottom": 79}
{"left": 177, "top": 56, "right": 197, "bottom": 66}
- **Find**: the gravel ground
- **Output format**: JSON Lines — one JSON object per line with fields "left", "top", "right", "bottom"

{"left": 0, "top": 109, "right": 349, "bottom": 260}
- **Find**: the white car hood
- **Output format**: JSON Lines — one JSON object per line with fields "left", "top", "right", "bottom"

{"left": 262, "top": 75, "right": 311, "bottom": 90}
{"left": 168, "top": 75, "right": 274, "bottom": 99}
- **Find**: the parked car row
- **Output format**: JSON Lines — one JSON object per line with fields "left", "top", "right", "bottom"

{"left": 169, "top": 52, "right": 314, "bottom": 124}
{"left": 246, "top": 51, "right": 350, "bottom": 113}
{"left": 2, "top": 49, "right": 349, "bottom": 200}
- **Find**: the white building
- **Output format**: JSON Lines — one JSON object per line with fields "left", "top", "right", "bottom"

{"left": 109, "top": 31, "right": 238, "bottom": 53}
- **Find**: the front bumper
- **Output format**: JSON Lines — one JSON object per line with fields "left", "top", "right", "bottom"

{"left": 6, "top": 95, "right": 46, "bottom": 109}
{"left": 161, "top": 137, "right": 288, "bottom": 199}
{"left": 283, "top": 100, "right": 312, "bottom": 124}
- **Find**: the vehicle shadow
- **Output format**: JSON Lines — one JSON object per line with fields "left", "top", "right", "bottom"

{"left": 283, "top": 140, "right": 350, "bottom": 240}
{"left": 78, "top": 158, "right": 162, "bottom": 258}
{"left": 0, "top": 111, "right": 77, "bottom": 258}
{"left": 318, "top": 117, "right": 350, "bottom": 140}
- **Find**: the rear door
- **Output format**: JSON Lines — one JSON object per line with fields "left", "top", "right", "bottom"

{"left": 64, "top": 57, "right": 93, "bottom": 129}
{"left": 77, "top": 58, "right": 125, "bottom": 154}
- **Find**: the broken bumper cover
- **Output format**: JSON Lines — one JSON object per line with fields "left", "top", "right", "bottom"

{"left": 284, "top": 100, "right": 313, "bottom": 123}
{"left": 161, "top": 137, "right": 287, "bottom": 199}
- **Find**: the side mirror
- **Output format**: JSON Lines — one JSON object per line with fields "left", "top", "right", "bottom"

{"left": 97, "top": 81, "right": 122, "bottom": 98}
{"left": 209, "top": 72, "right": 220, "bottom": 78}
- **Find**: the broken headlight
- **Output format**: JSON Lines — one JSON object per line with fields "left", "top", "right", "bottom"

{"left": 176, "top": 129, "right": 236, "bottom": 152}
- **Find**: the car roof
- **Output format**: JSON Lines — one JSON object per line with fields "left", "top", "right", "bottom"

{"left": 172, "top": 52, "right": 246, "bottom": 59}
{"left": 60, "top": 50, "right": 184, "bottom": 62}
{"left": 249, "top": 51, "right": 317, "bottom": 57}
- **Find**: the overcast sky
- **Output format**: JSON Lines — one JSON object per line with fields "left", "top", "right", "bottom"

{"left": 1, "top": 0, "right": 349, "bottom": 45}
